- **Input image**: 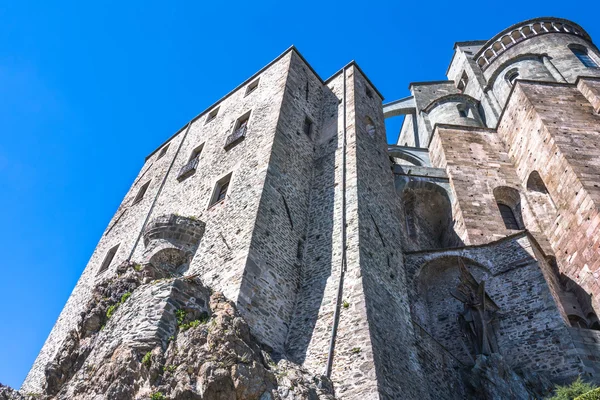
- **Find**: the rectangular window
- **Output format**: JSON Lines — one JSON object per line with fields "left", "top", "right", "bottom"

{"left": 132, "top": 180, "right": 151, "bottom": 205}
{"left": 157, "top": 143, "right": 170, "bottom": 159}
{"left": 98, "top": 244, "right": 119, "bottom": 274}
{"left": 245, "top": 79, "right": 260, "bottom": 96}
{"left": 303, "top": 117, "right": 312, "bottom": 137}
{"left": 205, "top": 107, "right": 219, "bottom": 124}
{"left": 209, "top": 172, "right": 232, "bottom": 207}
{"left": 224, "top": 112, "right": 250, "bottom": 149}
{"left": 177, "top": 144, "right": 204, "bottom": 181}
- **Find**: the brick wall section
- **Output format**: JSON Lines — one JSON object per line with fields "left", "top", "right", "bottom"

{"left": 405, "top": 233, "right": 586, "bottom": 381}
{"left": 497, "top": 81, "right": 600, "bottom": 312}
{"left": 23, "top": 51, "right": 293, "bottom": 392}
{"left": 429, "top": 125, "right": 539, "bottom": 245}
{"left": 237, "top": 51, "right": 324, "bottom": 354}
{"left": 351, "top": 68, "right": 428, "bottom": 398}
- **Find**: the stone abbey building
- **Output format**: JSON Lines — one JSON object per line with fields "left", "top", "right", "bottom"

{"left": 19, "top": 17, "right": 600, "bottom": 399}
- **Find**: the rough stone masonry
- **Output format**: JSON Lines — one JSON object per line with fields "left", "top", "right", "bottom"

{"left": 12, "top": 16, "right": 600, "bottom": 400}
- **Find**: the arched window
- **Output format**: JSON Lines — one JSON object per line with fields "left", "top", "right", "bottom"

{"left": 570, "top": 46, "right": 599, "bottom": 69}
{"left": 497, "top": 203, "right": 520, "bottom": 230}
{"left": 493, "top": 186, "right": 525, "bottom": 230}
{"left": 505, "top": 69, "right": 520, "bottom": 87}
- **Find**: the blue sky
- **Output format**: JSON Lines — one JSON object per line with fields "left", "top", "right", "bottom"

{"left": 1, "top": 0, "right": 599, "bottom": 389}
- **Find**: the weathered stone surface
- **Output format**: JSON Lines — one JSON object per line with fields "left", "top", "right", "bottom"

{"left": 20, "top": 16, "right": 600, "bottom": 400}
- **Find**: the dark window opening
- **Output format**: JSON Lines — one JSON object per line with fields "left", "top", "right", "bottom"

{"left": 98, "top": 244, "right": 119, "bottom": 275}
{"left": 506, "top": 69, "right": 519, "bottom": 87}
{"left": 225, "top": 112, "right": 250, "bottom": 149}
{"left": 157, "top": 143, "right": 170, "bottom": 159}
{"left": 245, "top": 79, "right": 259, "bottom": 96}
{"left": 206, "top": 107, "right": 219, "bottom": 124}
{"left": 210, "top": 173, "right": 232, "bottom": 207}
{"left": 497, "top": 203, "right": 520, "bottom": 230}
{"left": 132, "top": 181, "right": 151, "bottom": 205}
{"left": 366, "top": 87, "right": 373, "bottom": 99}
{"left": 303, "top": 117, "right": 313, "bottom": 137}
{"left": 457, "top": 104, "right": 468, "bottom": 118}
{"left": 177, "top": 144, "right": 204, "bottom": 181}
{"left": 572, "top": 47, "right": 599, "bottom": 69}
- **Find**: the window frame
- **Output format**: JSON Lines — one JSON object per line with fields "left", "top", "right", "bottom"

{"left": 157, "top": 143, "right": 170, "bottom": 160}
{"left": 98, "top": 243, "right": 120, "bottom": 275}
{"left": 570, "top": 45, "right": 600, "bottom": 69}
{"left": 245, "top": 78, "right": 260, "bottom": 96}
{"left": 132, "top": 180, "right": 151, "bottom": 205}
{"left": 205, "top": 107, "right": 219, "bottom": 124}
{"left": 208, "top": 172, "right": 233, "bottom": 208}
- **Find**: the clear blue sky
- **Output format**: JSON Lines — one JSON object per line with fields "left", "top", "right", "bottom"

{"left": 1, "top": 0, "right": 599, "bottom": 389}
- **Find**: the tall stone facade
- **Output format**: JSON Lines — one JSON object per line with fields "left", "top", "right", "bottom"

{"left": 19, "top": 17, "right": 600, "bottom": 399}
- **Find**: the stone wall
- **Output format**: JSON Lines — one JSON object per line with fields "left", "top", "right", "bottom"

{"left": 405, "top": 234, "right": 586, "bottom": 381}
{"left": 497, "top": 80, "right": 600, "bottom": 314}
{"left": 23, "top": 49, "right": 295, "bottom": 392}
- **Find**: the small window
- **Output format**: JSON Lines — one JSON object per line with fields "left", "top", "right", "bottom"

{"left": 189, "top": 144, "right": 204, "bottom": 161}
{"left": 366, "top": 87, "right": 373, "bottom": 99}
{"left": 245, "top": 79, "right": 259, "bottom": 96}
{"left": 457, "top": 72, "right": 469, "bottom": 91}
{"left": 132, "top": 181, "right": 151, "bottom": 205}
{"left": 303, "top": 117, "right": 313, "bottom": 137}
{"left": 571, "top": 47, "right": 599, "bottom": 69}
{"left": 497, "top": 203, "right": 520, "bottom": 230}
{"left": 225, "top": 112, "right": 251, "bottom": 149}
{"left": 177, "top": 144, "right": 204, "bottom": 181}
{"left": 506, "top": 69, "right": 519, "bottom": 87}
{"left": 209, "top": 173, "right": 232, "bottom": 207}
{"left": 205, "top": 107, "right": 219, "bottom": 124}
{"left": 98, "top": 244, "right": 119, "bottom": 275}
{"left": 157, "top": 143, "right": 170, "bottom": 160}
{"left": 457, "top": 104, "right": 468, "bottom": 118}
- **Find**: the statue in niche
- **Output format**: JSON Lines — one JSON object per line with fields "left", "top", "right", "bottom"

{"left": 450, "top": 262, "right": 500, "bottom": 360}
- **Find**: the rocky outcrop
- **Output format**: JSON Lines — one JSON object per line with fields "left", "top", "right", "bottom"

{"left": 466, "top": 354, "right": 554, "bottom": 400}
{"left": 12, "top": 261, "right": 335, "bottom": 400}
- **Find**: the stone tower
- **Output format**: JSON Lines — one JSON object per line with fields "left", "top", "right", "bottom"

{"left": 19, "top": 16, "right": 600, "bottom": 400}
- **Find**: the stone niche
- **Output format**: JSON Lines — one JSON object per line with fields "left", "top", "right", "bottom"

{"left": 142, "top": 214, "right": 206, "bottom": 276}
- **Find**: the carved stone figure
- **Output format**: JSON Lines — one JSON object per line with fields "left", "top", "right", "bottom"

{"left": 451, "top": 262, "right": 499, "bottom": 359}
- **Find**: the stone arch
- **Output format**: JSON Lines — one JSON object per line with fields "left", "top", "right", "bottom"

{"left": 413, "top": 255, "right": 495, "bottom": 364}
{"left": 526, "top": 171, "right": 557, "bottom": 232}
{"left": 401, "top": 181, "right": 460, "bottom": 250}
{"left": 148, "top": 247, "right": 190, "bottom": 275}
{"left": 493, "top": 186, "right": 525, "bottom": 230}
{"left": 388, "top": 148, "right": 423, "bottom": 166}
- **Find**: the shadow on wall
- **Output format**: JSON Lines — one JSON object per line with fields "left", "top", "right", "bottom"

{"left": 283, "top": 86, "right": 339, "bottom": 364}
{"left": 401, "top": 181, "right": 463, "bottom": 251}
{"left": 560, "top": 273, "right": 600, "bottom": 330}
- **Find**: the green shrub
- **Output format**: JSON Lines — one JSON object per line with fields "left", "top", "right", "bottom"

{"left": 120, "top": 292, "right": 131, "bottom": 304}
{"left": 142, "top": 351, "right": 152, "bottom": 367}
{"left": 549, "top": 376, "right": 597, "bottom": 400}
{"left": 342, "top": 300, "right": 350, "bottom": 309}
{"left": 175, "top": 309, "right": 186, "bottom": 326}
{"left": 106, "top": 305, "right": 117, "bottom": 319}
{"left": 576, "top": 387, "right": 600, "bottom": 400}
{"left": 150, "top": 392, "right": 166, "bottom": 400}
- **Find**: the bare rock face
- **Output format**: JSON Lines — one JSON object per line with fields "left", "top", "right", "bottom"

{"left": 15, "top": 262, "right": 336, "bottom": 400}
